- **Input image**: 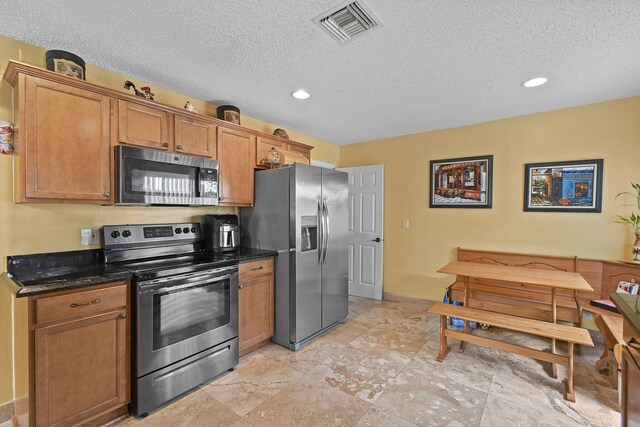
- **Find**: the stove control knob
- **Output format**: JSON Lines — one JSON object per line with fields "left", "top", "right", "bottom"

{"left": 183, "top": 227, "right": 190, "bottom": 234}
{"left": 110, "top": 230, "right": 120, "bottom": 239}
{"left": 122, "top": 230, "right": 131, "bottom": 238}
{"left": 175, "top": 228, "right": 182, "bottom": 234}
{"left": 191, "top": 227, "right": 198, "bottom": 233}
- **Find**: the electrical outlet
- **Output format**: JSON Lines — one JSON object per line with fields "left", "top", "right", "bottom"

{"left": 80, "top": 228, "right": 101, "bottom": 245}
{"left": 402, "top": 219, "right": 410, "bottom": 229}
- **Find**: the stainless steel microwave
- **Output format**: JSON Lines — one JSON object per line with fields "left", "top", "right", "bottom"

{"left": 116, "top": 145, "right": 219, "bottom": 206}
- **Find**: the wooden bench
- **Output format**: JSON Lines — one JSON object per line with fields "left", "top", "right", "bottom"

{"left": 428, "top": 302, "right": 594, "bottom": 402}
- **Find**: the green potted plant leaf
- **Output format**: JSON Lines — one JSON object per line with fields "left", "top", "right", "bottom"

{"left": 616, "top": 182, "right": 640, "bottom": 263}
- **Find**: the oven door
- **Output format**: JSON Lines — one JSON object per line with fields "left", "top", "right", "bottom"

{"left": 136, "top": 266, "right": 238, "bottom": 377}
{"left": 116, "top": 145, "right": 218, "bottom": 206}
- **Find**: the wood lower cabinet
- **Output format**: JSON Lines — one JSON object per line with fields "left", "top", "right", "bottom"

{"left": 118, "top": 100, "right": 173, "bottom": 150}
{"left": 174, "top": 115, "right": 217, "bottom": 157}
{"left": 217, "top": 127, "right": 256, "bottom": 206}
{"left": 31, "top": 282, "right": 130, "bottom": 427}
{"left": 17, "top": 75, "right": 112, "bottom": 203}
{"left": 238, "top": 258, "right": 274, "bottom": 356}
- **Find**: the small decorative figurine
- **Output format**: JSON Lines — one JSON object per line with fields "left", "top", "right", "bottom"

{"left": 263, "top": 147, "right": 282, "bottom": 169}
{"left": 273, "top": 128, "right": 290, "bottom": 139}
{"left": 124, "top": 81, "right": 155, "bottom": 100}
{"left": 184, "top": 101, "right": 200, "bottom": 114}
{"left": 0, "top": 120, "right": 14, "bottom": 154}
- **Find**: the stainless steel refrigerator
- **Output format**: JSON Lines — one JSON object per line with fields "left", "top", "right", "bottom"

{"left": 240, "top": 163, "right": 348, "bottom": 350}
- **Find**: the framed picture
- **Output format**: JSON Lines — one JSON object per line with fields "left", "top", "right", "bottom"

{"left": 430, "top": 155, "right": 493, "bottom": 208}
{"left": 523, "top": 159, "right": 604, "bottom": 213}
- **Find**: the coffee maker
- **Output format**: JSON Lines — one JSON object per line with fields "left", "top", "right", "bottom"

{"left": 204, "top": 214, "right": 242, "bottom": 252}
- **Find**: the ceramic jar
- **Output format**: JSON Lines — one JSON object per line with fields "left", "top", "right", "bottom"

{"left": 0, "top": 120, "right": 14, "bottom": 154}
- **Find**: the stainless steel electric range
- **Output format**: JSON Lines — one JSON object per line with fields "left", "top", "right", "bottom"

{"left": 103, "top": 222, "right": 239, "bottom": 417}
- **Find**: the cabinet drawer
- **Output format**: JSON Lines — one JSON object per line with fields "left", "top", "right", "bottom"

{"left": 36, "top": 283, "right": 128, "bottom": 325}
{"left": 239, "top": 258, "right": 274, "bottom": 282}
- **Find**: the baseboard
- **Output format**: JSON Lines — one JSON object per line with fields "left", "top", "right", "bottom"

{"left": 383, "top": 292, "right": 437, "bottom": 305}
{"left": 0, "top": 401, "right": 15, "bottom": 424}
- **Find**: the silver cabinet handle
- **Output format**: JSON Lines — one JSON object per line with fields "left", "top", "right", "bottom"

{"left": 103, "top": 192, "right": 111, "bottom": 197}
{"left": 69, "top": 298, "right": 101, "bottom": 308}
{"left": 250, "top": 266, "right": 263, "bottom": 271}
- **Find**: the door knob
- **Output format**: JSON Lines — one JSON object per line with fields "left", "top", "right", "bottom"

{"left": 372, "top": 238, "right": 381, "bottom": 242}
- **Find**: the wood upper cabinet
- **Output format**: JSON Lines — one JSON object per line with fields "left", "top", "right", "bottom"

{"left": 238, "top": 258, "right": 274, "bottom": 355}
{"left": 19, "top": 75, "right": 112, "bottom": 203}
{"left": 118, "top": 100, "right": 173, "bottom": 150}
{"left": 32, "top": 282, "right": 130, "bottom": 427}
{"left": 217, "top": 127, "right": 256, "bottom": 206}
{"left": 256, "top": 136, "right": 311, "bottom": 167}
{"left": 174, "top": 115, "right": 217, "bottom": 157}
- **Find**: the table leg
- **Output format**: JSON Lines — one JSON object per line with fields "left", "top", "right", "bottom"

{"left": 437, "top": 314, "right": 450, "bottom": 362}
{"left": 565, "top": 342, "right": 575, "bottom": 402}
{"left": 459, "top": 275, "right": 469, "bottom": 353}
{"left": 551, "top": 287, "right": 557, "bottom": 379}
{"left": 574, "top": 290, "right": 582, "bottom": 355}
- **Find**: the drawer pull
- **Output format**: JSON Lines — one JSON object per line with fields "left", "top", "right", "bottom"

{"left": 250, "top": 266, "right": 264, "bottom": 271}
{"left": 239, "top": 285, "right": 245, "bottom": 289}
{"left": 69, "top": 298, "right": 101, "bottom": 308}
{"left": 162, "top": 142, "right": 169, "bottom": 148}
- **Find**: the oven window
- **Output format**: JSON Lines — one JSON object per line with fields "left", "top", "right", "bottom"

{"left": 125, "top": 158, "right": 198, "bottom": 197}
{"left": 153, "top": 280, "right": 230, "bottom": 350}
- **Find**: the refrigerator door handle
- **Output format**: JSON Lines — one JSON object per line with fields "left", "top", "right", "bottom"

{"left": 322, "top": 198, "right": 330, "bottom": 264}
{"left": 317, "top": 197, "right": 323, "bottom": 265}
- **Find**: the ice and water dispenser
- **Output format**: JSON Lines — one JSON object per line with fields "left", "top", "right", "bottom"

{"left": 300, "top": 216, "right": 318, "bottom": 252}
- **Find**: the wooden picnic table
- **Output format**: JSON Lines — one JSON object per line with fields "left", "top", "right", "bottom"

{"left": 438, "top": 261, "right": 593, "bottom": 377}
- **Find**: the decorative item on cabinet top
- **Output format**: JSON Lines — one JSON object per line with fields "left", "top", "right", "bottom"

{"left": 124, "top": 80, "right": 155, "bottom": 100}
{"left": 45, "top": 50, "right": 86, "bottom": 80}
{"left": 217, "top": 105, "right": 241, "bottom": 125}
{"left": 0, "top": 120, "right": 14, "bottom": 154}
{"left": 184, "top": 101, "right": 200, "bottom": 114}
{"left": 273, "top": 128, "right": 289, "bottom": 139}
{"left": 262, "top": 147, "right": 282, "bottom": 169}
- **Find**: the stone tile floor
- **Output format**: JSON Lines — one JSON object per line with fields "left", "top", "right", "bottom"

{"left": 117, "top": 296, "right": 620, "bottom": 427}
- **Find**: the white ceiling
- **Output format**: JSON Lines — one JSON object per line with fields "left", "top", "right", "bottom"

{"left": 2, "top": 1, "right": 640, "bottom": 145}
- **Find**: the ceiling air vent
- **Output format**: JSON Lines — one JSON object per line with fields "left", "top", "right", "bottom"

{"left": 313, "top": 1, "right": 381, "bottom": 43}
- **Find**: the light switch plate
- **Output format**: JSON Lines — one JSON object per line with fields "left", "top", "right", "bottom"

{"left": 402, "top": 219, "right": 410, "bottom": 229}
{"left": 80, "top": 228, "right": 101, "bottom": 245}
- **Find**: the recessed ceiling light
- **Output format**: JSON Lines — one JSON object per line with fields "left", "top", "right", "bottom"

{"left": 292, "top": 89, "right": 311, "bottom": 100}
{"left": 522, "top": 77, "right": 548, "bottom": 88}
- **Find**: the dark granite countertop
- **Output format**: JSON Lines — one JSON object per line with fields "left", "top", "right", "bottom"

{"left": 612, "top": 292, "right": 640, "bottom": 336}
{"left": 6, "top": 249, "right": 134, "bottom": 298}
{"left": 4, "top": 247, "right": 277, "bottom": 298}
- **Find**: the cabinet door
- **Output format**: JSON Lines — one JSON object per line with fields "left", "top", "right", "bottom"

{"left": 118, "top": 100, "right": 173, "bottom": 150}
{"left": 217, "top": 127, "right": 256, "bottom": 206}
{"left": 34, "top": 310, "right": 129, "bottom": 427}
{"left": 238, "top": 274, "right": 274, "bottom": 353}
{"left": 175, "top": 115, "right": 216, "bottom": 157}
{"left": 256, "top": 137, "right": 286, "bottom": 167}
{"left": 22, "top": 76, "right": 111, "bottom": 202}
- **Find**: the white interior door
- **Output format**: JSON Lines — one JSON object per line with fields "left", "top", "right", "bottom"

{"left": 337, "top": 165, "right": 384, "bottom": 300}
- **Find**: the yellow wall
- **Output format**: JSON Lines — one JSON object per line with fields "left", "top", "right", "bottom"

{"left": 0, "top": 35, "right": 339, "bottom": 406}
{"left": 340, "top": 97, "right": 640, "bottom": 301}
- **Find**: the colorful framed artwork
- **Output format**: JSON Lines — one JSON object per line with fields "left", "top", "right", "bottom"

{"left": 430, "top": 155, "right": 493, "bottom": 208}
{"left": 523, "top": 159, "right": 604, "bottom": 213}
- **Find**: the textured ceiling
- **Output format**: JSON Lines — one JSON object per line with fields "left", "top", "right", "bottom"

{"left": 2, "top": 1, "right": 640, "bottom": 145}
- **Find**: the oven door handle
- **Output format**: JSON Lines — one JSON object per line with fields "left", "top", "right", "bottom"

{"left": 139, "top": 272, "right": 237, "bottom": 294}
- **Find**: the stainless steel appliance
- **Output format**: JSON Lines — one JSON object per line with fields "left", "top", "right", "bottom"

{"left": 240, "top": 164, "right": 348, "bottom": 350}
{"left": 204, "top": 215, "right": 243, "bottom": 252}
{"left": 103, "top": 222, "right": 238, "bottom": 416}
{"left": 116, "top": 145, "right": 219, "bottom": 206}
